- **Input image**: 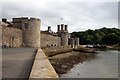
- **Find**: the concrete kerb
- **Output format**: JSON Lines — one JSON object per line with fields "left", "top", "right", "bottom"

{"left": 29, "top": 48, "right": 59, "bottom": 79}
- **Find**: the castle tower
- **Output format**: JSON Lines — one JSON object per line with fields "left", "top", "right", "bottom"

{"left": 70, "top": 38, "right": 75, "bottom": 48}
{"left": 61, "top": 32, "right": 68, "bottom": 46}
{"left": 57, "top": 24, "right": 69, "bottom": 46}
{"left": 74, "top": 37, "right": 79, "bottom": 48}
{"left": 75, "top": 37, "right": 79, "bottom": 46}
{"left": 22, "top": 18, "right": 41, "bottom": 47}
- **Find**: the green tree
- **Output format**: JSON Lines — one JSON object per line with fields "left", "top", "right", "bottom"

{"left": 101, "top": 33, "right": 119, "bottom": 44}
{"left": 71, "top": 27, "right": 120, "bottom": 45}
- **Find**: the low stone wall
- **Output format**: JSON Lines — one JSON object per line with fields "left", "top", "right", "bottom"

{"left": 42, "top": 46, "right": 72, "bottom": 57}
{"left": 29, "top": 49, "right": 59, "bottom": 78}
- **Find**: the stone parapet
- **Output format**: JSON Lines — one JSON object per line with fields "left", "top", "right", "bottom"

{"left": 29, "top": 49, "right": 59, "bottom": 78}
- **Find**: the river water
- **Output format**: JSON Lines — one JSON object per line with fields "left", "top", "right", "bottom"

{"left": 60, "top": 50, "right": 119, "bottom": 78}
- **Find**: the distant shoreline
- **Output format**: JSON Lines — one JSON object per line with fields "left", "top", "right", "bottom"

{"left": 107, "top": 46, "right": 120, "bottom": 51}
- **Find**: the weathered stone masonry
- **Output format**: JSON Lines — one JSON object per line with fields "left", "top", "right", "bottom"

{"left": 2, "top": 25, "right": 22, "bottom": 47}
{"left": 41, "top": 33, "right": 61, "bottom": 47}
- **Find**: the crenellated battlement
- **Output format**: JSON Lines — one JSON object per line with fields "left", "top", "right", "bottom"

{"left": 29, "top": 17, "right": 40, "bottom": 21}
{"left": 13, "top": 17, "right": 40, "bottom": 23}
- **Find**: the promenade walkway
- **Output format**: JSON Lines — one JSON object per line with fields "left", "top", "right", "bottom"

{"left": 2, "top": 48, "right": 37, "bottom": 79}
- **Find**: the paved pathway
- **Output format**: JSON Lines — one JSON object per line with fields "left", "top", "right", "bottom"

{"left": 2, "top": 48, "right": 37, "bottom": 79}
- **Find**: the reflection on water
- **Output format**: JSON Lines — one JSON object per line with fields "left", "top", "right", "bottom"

{"left": 61, "top": 50, "right": 118, "bottom": 78}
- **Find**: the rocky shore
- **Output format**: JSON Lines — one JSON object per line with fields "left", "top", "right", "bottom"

{"left": 107, "top": 46, "right": 120, "bottom": 51}
{"left": 49, "top": 51, "right": 96, "bottom": 77}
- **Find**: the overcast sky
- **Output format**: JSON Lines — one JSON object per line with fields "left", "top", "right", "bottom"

{"left": 1, "top": 0, "right": 119, "bottom": 32}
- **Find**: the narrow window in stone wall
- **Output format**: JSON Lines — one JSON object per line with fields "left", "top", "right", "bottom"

{"left": 10, "top": 37, "right": 14, "bottom": 47}
{"left": 12, "top": 37, "right": 14, "bottom": 47}
{"left": 55, "top": 44, "right": 56, "bottom": 46}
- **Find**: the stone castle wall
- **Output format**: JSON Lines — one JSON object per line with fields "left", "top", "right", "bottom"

{"left": 1, "top": 18, "right": 75, "bottom": 48}
{"left": 2, "top": 26, "right": 22, "bottom": 47}
{"left": 2, "top": 27, "right": 61, "bottom": 48}
{"left": 1, "top": 22, "right": 61, "bottom": 48}
{"left": 41, "top": 33, "right": 61, "bottom": 48}
{"left": 0, "top": 23, "right": 2, "bottom": 46}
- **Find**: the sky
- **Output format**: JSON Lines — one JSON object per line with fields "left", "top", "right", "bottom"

{"left": 1, "top": 0, "right": 119, "bottom": 32}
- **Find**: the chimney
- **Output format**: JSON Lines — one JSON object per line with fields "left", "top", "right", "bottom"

{"left": 48, "top": 26, "right": 51, "bottom": 31}
{"left": 2, "top": 18, "right": 7, "bottom": 23}
{"left": 57, "top": 25, "right": 60, "bottom": 31}
{"left": 65, "top": 25, "right": 67, "bottom": 31}
{"left": 61, "top": 24, "right": 64, "bottom": 31}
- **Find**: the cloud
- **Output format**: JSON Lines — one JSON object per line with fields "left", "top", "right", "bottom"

{"left": 1, "top": 1, "right": 118, "bottom": 32}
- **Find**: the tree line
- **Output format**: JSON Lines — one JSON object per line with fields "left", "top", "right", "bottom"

{"left": 71, "top": 27, "right": 120, "bottom": 45}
